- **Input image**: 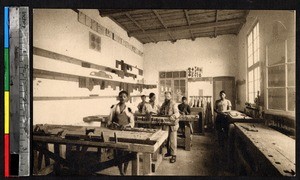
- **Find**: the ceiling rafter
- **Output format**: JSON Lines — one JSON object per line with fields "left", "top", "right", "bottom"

{"left": 125, "top": 13, "right": 156, "bottom": 43}
{"left": 236, "top": 10, "right": 250, "bottom": 35}
{"left": 129, "top": 18, "right": 246, "bottom": 37}
{"left": 99, "top": 9, "right": 138, "bottom": 17}
{"left": 152, "top": 10, "right": 176, "bottom": 43}
{"left": 214, "top": 10, "right": 219, "bottom": 38}
{"left": 184, "top": 10, "right": 195, "bottom": 41}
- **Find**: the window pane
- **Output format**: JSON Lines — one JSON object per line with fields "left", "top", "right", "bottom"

{"left": 254, "top": 80, "right": 259, "bottom": 94}
{"left": 249, "top": 81, "right": 253, "bottom": 94}
{"left": 180, "top": 87, "right": 186, "bottom": 95}
{"left": 248, "top": 55, "right": 253, "bottom": 67}
{"left": 159, "top": 72, "right": 166, "bottom": 78}
{"left": 288, "top": 88, "right": 295, "bottom": 111}
{"left": 267, "top": 40, "right": 286, "bottom": 66}
{"left": 248, "top": 32, "right": 252, "bottom": 46}
{"left": 249, "top": 70, "right": 253, "bottom": 82}
{"left": 254, "top": 37, "right": 258, "bottom": 51}
{"left": 166, "top": 72, "right": 172, "bottom": 78}
{"left": 268, "top": 88, "right": 286, "bottom": 110}
{"left": 253, "top": 50, "right": 257, "bottom": 63}
{"left": 180, "top": 71, "right": 186, "bottom": 78}
{"left": 287, "top": 38, "right": 295, "bottom": 62}
{"left": 268, "top": 65, "right": 285, "bottom": 87}
{"left": 256, "top": 23, "right": 259, "bottom": 38}
{"left": 180, "top": 80, "right": 185, "bottom": 86}
{"left": 249, "top": 91, "right": 254, "bottom": 103}
{"left": 253, "top": 26, "right": 257, "bottom": 39}
{"left": 288, "top": 64, "right": 295, "bottom": 86}
{"left": 174, "top": 80, "right": 179, "bottom": 86}
{"left": 173, "top": 71, "right": 179, "bottom": 78}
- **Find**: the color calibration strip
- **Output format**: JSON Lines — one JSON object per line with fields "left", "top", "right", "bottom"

{"left": 4, "top": 6, "right": 10, "bottom": 177}
{"left": 4, "top": 7, "right": 30, "bottom": 176}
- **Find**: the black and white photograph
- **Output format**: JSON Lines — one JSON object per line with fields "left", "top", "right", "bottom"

{"left": 30, "top": 8, "right": 296, "bottom": 176}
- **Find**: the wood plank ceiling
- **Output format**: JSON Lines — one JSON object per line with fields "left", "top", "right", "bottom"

{"left": 99, "top": 9, "right": 249, "bottom": 44}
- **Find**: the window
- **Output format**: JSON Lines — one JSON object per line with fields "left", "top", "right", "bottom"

{"left": 159, "top": 71, "right": 186, "bottom": 103}
{"left": 247, "top": 22, "right": 260, "bottom": 103}
{"left": 266, "top": 38, "right": 295, "bottom": 112}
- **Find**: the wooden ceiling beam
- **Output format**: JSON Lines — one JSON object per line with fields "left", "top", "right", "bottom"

{"left": 125, "top": 13, "right": 156, "bottom": 43}
{"left": 99, "top": 9, "right": 138, "bottom": 17}
{"left": 152, "top": 10, "right": 176, "bottom": 43}
{"left": 214, "top": 10, "right": 218, "bottom": 38}
{"left": 129, "top": 18, "right": 246, "bottom": 37}
{"left": 184, "top": 10, "right": 195, "bottom": 41}
{"left": 236, "top": 10, "right": 250, "bottom": 35}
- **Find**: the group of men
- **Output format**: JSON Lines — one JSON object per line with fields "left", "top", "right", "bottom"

{"left": 107, "top": 90, "right": 232, "bottom": 165}
{"left": 107, "top": 91, "right": 192, "bottom": 164}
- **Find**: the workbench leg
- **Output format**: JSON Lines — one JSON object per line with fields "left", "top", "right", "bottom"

{"left": 43, "top": 143, "right": 50, "bottom": 166}
{"left": 33, "top": 150, "right": 38, "bottom": 174}
{"left": 142, "top": 153, "right": 151, "bottom": 175}
{"left": 54, "top": 144, "right": 61, "bottom": 175}
{"left": 185, "top": 125, "right": 192, "bottom": 151}
{"left": 131, "top": 153, "right": 139, "bottom": 175}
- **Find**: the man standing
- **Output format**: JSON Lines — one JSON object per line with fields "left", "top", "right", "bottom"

{"left": 137, "top": 95, "right": 147, "bottom": 114}
{"left": 214, "top": 90, "right": 232, "bottom": 147}
{"left": 178, "top": 96, "right": 191, "bottom": 134}
{"left": 159, "top": 91, "right": 180, "bottom": 163}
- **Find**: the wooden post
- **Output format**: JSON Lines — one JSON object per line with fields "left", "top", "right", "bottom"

{"left": 54, "top": 144, "right": 61, "bottom": 175}
{"left": 131, "top": 153, "right": 139, "bottom": 175}
{"left": 185, "top": 124, "right": 191, "bottom": 151}
{"left": 142, "top": 153, "right": 151, "bottom": 175}
{"left": 33, "top": 150, "right": 38, "bottom": 174}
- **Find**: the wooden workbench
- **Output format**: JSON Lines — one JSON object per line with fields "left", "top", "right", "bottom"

{"left": 33, "top": 124, "right": 168, "bottom": 176}
{"left": 135, "top": 114, "right": 198, "bottom": 151}
{"left": 230, "top": 122, "right": 295, "bottom": 176}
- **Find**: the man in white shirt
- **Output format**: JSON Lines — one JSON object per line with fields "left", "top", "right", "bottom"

{"left": 214, "top": 90, "right": 232, "bottom": 147}
{"left": 107, "top": 91, "right": 135, "bottom": 129}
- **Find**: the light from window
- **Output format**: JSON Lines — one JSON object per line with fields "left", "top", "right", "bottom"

{"left": 247, "top": 23, "right": 260, "bottom": 103}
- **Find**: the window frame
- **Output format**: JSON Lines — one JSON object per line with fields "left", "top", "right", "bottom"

{"left": 265, "top": 38, "right": 295, "bottom": 116}
{"left": 246, "top": 21, "right": 261, "bottom": 104}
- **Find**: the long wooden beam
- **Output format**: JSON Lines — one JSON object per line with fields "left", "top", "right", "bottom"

{"left": 129, "top": 18, "right": 246, "bottom": 37}
{"left": 152, "top": 10, "right": 176, "bottom": 42}
{"left": 125, "top": 13, "right": 156, "bottom": 43}
{"left": 183, "top": 10, "right": 195, "bottom": 41}
{"left": 99, "top": 9, "right": 137, "bottom": 17}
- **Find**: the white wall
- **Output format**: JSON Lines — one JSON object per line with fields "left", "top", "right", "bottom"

{"left": 143, "top": 36, "right": 238, "bottom": 85}
{"left": 236, "top": 10, "right": 295, "bottom": 111}
{"left": 33, "top": 9, "right": 145, "bottom": 125}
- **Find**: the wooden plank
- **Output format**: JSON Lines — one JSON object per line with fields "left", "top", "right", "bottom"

{"left": 151, "top": 153, "right": 162, "bottom": 173}
{"left": 129, "top": 18, "right": 246, "bottom": 37}
{"left": 234, "top": 123, "right": 295, "bottom": 176}
{"left": 99, "top": 9, "right": 144, "bottom": 17}
{"left": 33, "top": 47, "right": 138, "bottom": 79}
{"left": 184, "top": 125, "right": 192, "bottom": 151}
{"left": 131, "top": 153, "right": 139, "bottom": 175}
{"left": 142, "top": 153, "right": 152, "bottom": 175}
{"left": 33, "top": 136, "right": 129, "bottom": 149}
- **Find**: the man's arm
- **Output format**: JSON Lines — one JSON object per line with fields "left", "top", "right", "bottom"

{"left": 187, "top": 105, "right": 191, "bottom": 115}
{"left": 227, "top": 100, "right": 232, "bottom": 111}
{"left": 107, "top": 105, "right": 115, "bottom": 126}
{"left": 127, "top": 113, "right": 135, "bottom": 128}
{"left": 172, "top": 103, "right": 180, "bottom": 119}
